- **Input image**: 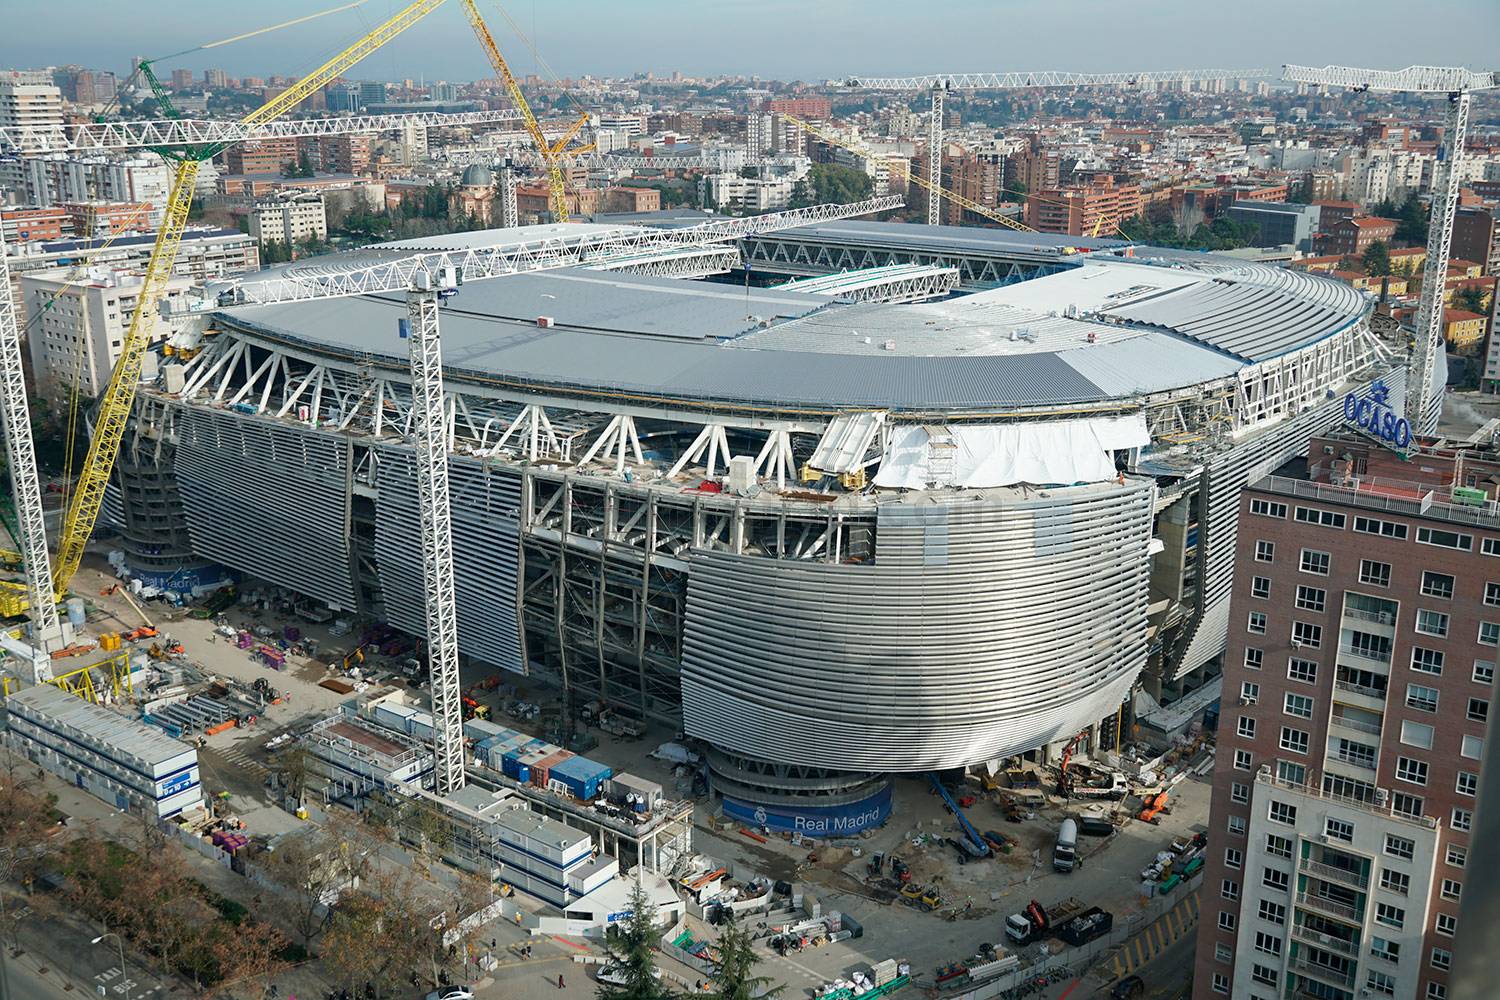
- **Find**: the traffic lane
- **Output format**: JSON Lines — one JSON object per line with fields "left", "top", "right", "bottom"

{"left": 4, "top": 893, "right": 171, "bottom": 998}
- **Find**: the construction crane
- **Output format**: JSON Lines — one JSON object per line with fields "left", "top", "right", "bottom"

{"left": 782, "top": 115, "right": 1033, "bottom": 233}
{"left": 834, "top": 69, "right": 1273, "bottom": 230}
{"left": 460, "top": 0, "right": 593, "bottom": 222}
{"left": 45, "top": 0, "right": 451, "bottom": 611}
{"left": 1282, "top": 64, "right": 1500, "bottom": 436}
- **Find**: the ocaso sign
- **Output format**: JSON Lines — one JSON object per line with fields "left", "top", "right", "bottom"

{"left": 1343, "top": 382, "right": 1411, "bottom": 448}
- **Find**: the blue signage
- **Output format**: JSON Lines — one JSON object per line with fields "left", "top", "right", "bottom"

{"left": 1343, "top": 382, "right": 1411, "bottom": 448}
{"left": 158, "top": 770, "right": 196, "bottom": 798}
{"left": 721, "top": 782, "right": 894, "bottom": 836}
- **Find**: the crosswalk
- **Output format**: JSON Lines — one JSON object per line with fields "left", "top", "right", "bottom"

{"left": 202, "top": 742, "right": 270, "bottom": 779}
{"left": 1103, "top": 889, "right": 1199, "bottom": 979}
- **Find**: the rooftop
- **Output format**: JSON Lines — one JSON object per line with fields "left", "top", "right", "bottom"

{"left": 1252, "top": 473, "right": 1500, "bottom": 531}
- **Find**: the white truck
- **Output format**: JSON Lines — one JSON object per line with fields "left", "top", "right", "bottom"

{"left": 1053, "top": 817, "right": 1079, "bottom": 872}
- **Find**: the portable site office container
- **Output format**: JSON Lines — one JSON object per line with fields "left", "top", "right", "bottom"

{"left": 463, "top": 718, "right": 508, "bottom": 742}
{"left": 371, "top": 702, "right": 417, "bottom": 734}
{"left": 530, "top": 748, "right": 574, "bottom": 789}
{"left": 550, "top": 756, "right": 614, "bottom": 801}
{"left": 407, "top": 711, "right": 436, "bottom": 742}
{"left": 501, "top": 749, "right": 532, "bottom": 782}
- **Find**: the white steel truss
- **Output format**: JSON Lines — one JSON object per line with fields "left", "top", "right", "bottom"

{"left": 499, "top": 164, "right": 519, "bottom": 229}
{"left": 406, "top": 278, "right": 465, "bottom": 796}
{"left": 836, "top": 69, "right": 1275, "bottom": 91}
{"left": 590, "top": 246, "right": 741, "bottom": 279}
{"left": 777, "top": 264, "right": 961, "bottom": 303}
{"left": 224, "top": 196, "right": 903, "bottom": 305}
{"left": 669, "top": 424, "right": 733, "bottom": 479}
{"left": 0, "top": 227, "right": 62, "bottom": 668}
{"left": 0, "top": 109, "right": 526, "bottom": 154}
{"left": 927, "top": 85, "right": 944, "bottom": 226}
{"left": 577, "top": 414, "right": 644, "bottom": 474}
{"left": 1281, "top": 64, "right": 1498, "bottom": 94}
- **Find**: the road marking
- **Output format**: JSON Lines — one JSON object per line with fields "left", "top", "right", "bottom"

{"left": 1103, "top": 890, "right": 1201, "bottom": 979}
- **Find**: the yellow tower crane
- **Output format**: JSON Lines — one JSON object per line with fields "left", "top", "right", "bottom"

{"left": 48, "top": 0, "right": 451, "bottom": 601}
{"left": 460, "top": 0, "right": 592, "bottom": 222}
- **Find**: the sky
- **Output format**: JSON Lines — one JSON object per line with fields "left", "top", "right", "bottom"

{"left": 0, "top": 0, "right": 1494, "bottom": 85}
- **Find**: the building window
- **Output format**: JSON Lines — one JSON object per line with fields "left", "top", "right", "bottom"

{"left": 1231, "top": 782, "right": 1250, "bottom": 804}
{"left": 1237, "top": 716, "right": 1257, "bottom": 739}
{"left": 1427, "top": 983, "right": 1448, "bottom": 1000}
{"left": 1379, "top": 868, "right": 1410, "bottom": 896}
{"left": 1262, "top": 867, "right": 1290, "bottom": 892}
{"left": 1225, "top": 847, "right": 1243, "bottom": 870}
{"left": 1292, "top": 621, "right": 1322, "bottom": 648}
{"left": 1251, "top": 576, "right": 1271, "bottom": 599}
{"left": 1217, "top": 911, "right": 1236, "bottom": 932}
{"left": 1421, "top": 571, "right": 1456, "bottom": 599}
{"left": 1375, "top": 902, "right": 1405, "bottom": 928}
{"left": 1284, "top": 693, "right": 1313, "bottom": 718}
{"left": 1446, "top": 846, "right": 1467, "bottom": 868}
{"left": 1228, "top": 814, "right": 1247, "bottom": 836}
{"left": 1355, "top": 515, "right": 1408, "bottom": 539}
{"left": 1360, "top": 559, "right": 1392, "bottom": 586}
{"left": 1265, "top": 834, "right": 1292, "bottom": 859}
{"left": 1468, "top": 697, "right": 1489, "bottom": 723}
{"left": 1300, "top": 549, "right": 1330, "bottom": 575}
{"left": 1431, "top": 948, "right": 1452, "bottom": 971}
{"left": 1395, "top": 757, "right": 1429, "bottom": 786}
{"left": 1406, "top": 684, "right": 1440, "bottom": 712}
{"left": 1254, "top": 540, "right": 1275, "bottom": 562}
{"left": 1457, "top": 771, "right": 1478, "bottom": 796}
{"left": 1247, "top": 611, "right": 1267, "bottom": 635}
{"left": 1392, "top": 792, "right": 1425, "bottom": 820}
{"left": 1366, "top": 971, "right": 1397, "bottom": 996}
{"left": 1384, "top": 834, "right": 1415, "bottom": 860}
{"left": 1295, "top": 585, "right": 1326, "bottom": 611}
{"left": 1214, "top": 942, "right": 1232, "bottom": 963}
{"left": 1253, "top": 930, "right": 1283, "bottom": 956}
{"left": 1268, "top": 800, "right": 1296, "bottom": 825}
{"left": 1250, "top": 499, "right": 1287, "bottom": 518}
{"left": 1250, "top": 964, "right": 1278, "bottom": 988}
{"left": 1288, "top": 658, "right": 1317, "bottom": 683}
{"left": 1324, "top": 818, "right": 1355, "bottom": 844}
{"left": 1276, "top": 760, "right": 1306, "bottom": 786}
{"left": 1244, "top": 647, "right": 1264, "bottom": 670}
{"left": 1233, "top": 749, "right": 1253, "bottom": 771}
{"left": 1486, "top": 537, "right": 1500, "bottom": 557}
{"left": 1370, "top": 937, "right": 1400, "bottom": 963}
{"left": 1453, "top": 808, "right": 1472, "bottom": 832}
{"left": 1440, "top": 878, "right": 1461, "bottom": 901}
{"left": 1279, "top": 727, "right": 1309, "bottom": 755}
{"left": 1461, "top": 735, "right": 1483, "bottom": 760}
{"left": 1401, "top": 720, "right": 1435, "bottom": 749}
{"left": 1486, "top": 582, "right": 1500, "bottom": 606}
{"left": 1418, "top": 527, "right": 1472, "bottom": 551}
{"left": 1296, "top": 506, "right": 1346, "bottom": 528}
{"left": 1416, "top": 609, "right": 1450, "bottom": 637}
{"left": 1481, "top": 622, "right": 1500, "bottom": 646}
{"left": 1211, "top": 973, "right": 1230, "bottom": 995}
{"left": 1435, "top": 913, "right": 1457, "bottom": 937}
{"left": 1475, "top": 660, "right": 1495, "bottom": 684}
{"left": 1221, "top": 879, "right": 1240, "bottom": 901}
{"left": 1411, "top": 647, "right": 1444, "bottom": 675}
{"left": 1258, "top": 900, "right": 1287, "bottom": 926}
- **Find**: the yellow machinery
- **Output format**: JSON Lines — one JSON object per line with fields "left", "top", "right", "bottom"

{"left": 461, "top": 0, "right": 592, "bottom": 222}
{"left": 48, "top": 0, "right": 450, "bottom": 604}
{"left": 48, "top": 651, "right": 134, "bottom": 705}
{"left": 783, "top": 114, "right": 1036, "bottom": 234}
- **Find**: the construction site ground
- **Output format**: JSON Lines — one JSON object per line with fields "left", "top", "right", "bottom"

{"left": 44, "top": 558, "right": 1215, "bottom": 997}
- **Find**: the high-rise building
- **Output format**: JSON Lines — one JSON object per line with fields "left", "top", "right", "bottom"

{"left": 1025, "top": 176, "right": 1144, "bottom": 236}
{"left": 325, "top": 82, "right": 359, "bottom": 114}
{"left": 248, "top": 193, "right": 328, "bottom": 248}
{"left": 1453, "top": 203, "right": 1500, "bottom": 277}
{"left": 430, "top": 81, "right": 459, "bottom": 102}
{"left": 204, "top": 68, "right": 229, "bottom": 89}
{"left": 170, "top": 68, "right": 195, "bottom": 91}
{"left": 358, "top": 81, "right": 387, "bottom": 109}
{"left": 767, "top": 96, "right": 832, "bottom": 121}
{"left": 1, "top": 154, "right": 171, "bottom": 227}
{"left": 1192, "top": 430, "right": 1497, "bottom": 1000}
{"left": 222, "top": 138, "right": 299, "bottom": 176}
{"left": 0, "top": 71, "right": 64, "bottom": 135}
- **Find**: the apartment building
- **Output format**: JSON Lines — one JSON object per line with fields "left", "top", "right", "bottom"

{"left": 1453, "top": 203, "right": 1499, "bottom": 277}
{"left": 1192, "top": 431, "right": 1497, "bottom": 1000}
{"left": 222, "top": 137, "right": 299, "bottom": 176}
{"left": 23, "top": 266, "right": 191, "bottom": 397}
{"left": 1318, "top": 216, "right": 1398, "bottom": 258}
{"left": 247, "top": 193, "right": 328, "bottom": 247}
{"left": 1025, "top": 176, "right": 1144, "bottom": 236}
{"left": 0, "top": 71, "right": 63, "bottom": 140}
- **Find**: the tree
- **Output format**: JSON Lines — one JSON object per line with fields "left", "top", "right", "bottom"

{"left": 1002, "top": 180, "right": 1026, "bottom": 205}
{"left": 738, "top": 165, "right": 760, "bottom": 179}
{"left": 1363, "top": 240, "right": 1392, "bottom": 277}
{"left": 1336, "top": 255, "right": 1361, "bottom": 273}
{"left": 1455, "top": 285, "right": 1488, "bottom": 315}
{"left": 707, "top": 916, "right": 781, "bottom": 1000}
{"left": 1396, "top": 197, "right": 1429, "bottom": 244}
{"left": 597, "top": 881, "right": 673, "bottom": 1000}
{"left": 259, "top": 238, "right": 291, "bottom": 264}
{"left": 257, "top": 817, "right": 373, "bottom": 951}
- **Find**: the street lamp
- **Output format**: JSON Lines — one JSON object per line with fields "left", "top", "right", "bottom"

{"left": 91, "top": 933, "right": 131, "bottom": 1000}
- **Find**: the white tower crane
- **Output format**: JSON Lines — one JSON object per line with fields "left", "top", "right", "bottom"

{"left": 834, "top": 69, "right": 1273, "bottom": 230}
{"left": 1282, "top": 64, "right": 1500, "bottom": 435}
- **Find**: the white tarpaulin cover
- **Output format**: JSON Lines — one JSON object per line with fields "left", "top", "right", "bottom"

{"left": 874, "top": 412, "right": 1149, "bottom": 489}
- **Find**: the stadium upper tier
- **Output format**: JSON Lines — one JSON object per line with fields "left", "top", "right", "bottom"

{"left": 215, "top": 231, "right": 1370, "bottom": 415}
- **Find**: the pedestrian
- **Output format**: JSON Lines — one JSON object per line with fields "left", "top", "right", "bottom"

{"left": 492, "top": 938, "right": 498, "bottom": 950}
{"left": 558, "top": 974, "right": 566, "bottom": 990}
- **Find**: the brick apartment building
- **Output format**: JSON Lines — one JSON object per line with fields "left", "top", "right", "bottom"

{"left": 221, "top": 137, "right": 298, "bottom": 175}
{"left": 1453, "top": 203, "right": 1499, "bottom": 276}
{"left": 1318, "top": 216, "right": 1397, "bottom": 258}
{"left": 0, "top": 206, "right": 68, "bottom": 243}
{"left": 766, "top": 96, "right": 832, "bottom": 121}
{"left": 603, "top": 186, "right": 661, "bottom": 213}
{"left": 1025, "top": 176, "right": 1143, "bottom": 236}
{"left": 1192, "top": 430, "right": 1497, "bottom": 1000}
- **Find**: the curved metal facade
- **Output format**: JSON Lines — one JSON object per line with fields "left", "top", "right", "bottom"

{"left": 679, "top": 482, "right": 1154, "bottom": 771}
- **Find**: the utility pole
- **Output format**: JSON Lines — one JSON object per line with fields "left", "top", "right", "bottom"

{"left": 405, "top": 268, "right": 465, "bottom": 796}
{"left": 0, "top": 225, "right": 64, "bottom": 676}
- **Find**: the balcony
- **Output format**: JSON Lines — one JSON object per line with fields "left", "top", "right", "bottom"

{"left": 1342, "top": 606, "right": 1395, "bottom": 628}
{"left": 1289, "top": 955, "right": 1356, "bottom": 989}
{"left": 1333, "top": 678, "right": 1387, "bottom": 700}
{"left": 1328, "top": 713, "right": 1382, "bottom": 737}
{"left": 1299, "top": 856, "right": 1370, "bottom": 890}
{"left": 1255, "top": 770, "right": 1439, "bottom": 830}
{"left": 1327, "top": 749, "right": 1377, "bottom": 772}
{"left": 1337, "top": 644, "right": 1392, "bottom": 669}
{"left": 1291, "top": 923, "right": 1358, "bottom": 958}
{"left": 1295, "top": 890, "right": 1362, "bottom": 924}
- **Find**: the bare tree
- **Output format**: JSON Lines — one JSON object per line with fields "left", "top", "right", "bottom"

{"left": 256, "top": 814, "right": 375, "bottom": 950}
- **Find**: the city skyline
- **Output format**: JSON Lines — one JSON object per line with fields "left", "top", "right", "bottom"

{"left": 0, "top": 0, "right": 1494, "bottom": 85}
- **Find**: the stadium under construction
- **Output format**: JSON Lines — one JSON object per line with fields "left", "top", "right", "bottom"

{"left": 109, "top": 219, "right": 1394, "bottom": 831}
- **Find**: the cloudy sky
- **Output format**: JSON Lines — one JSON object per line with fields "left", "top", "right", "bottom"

{"left": 0, "top": 0, "right": 1493, "bottom": 84}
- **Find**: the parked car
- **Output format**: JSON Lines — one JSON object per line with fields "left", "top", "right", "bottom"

{"left": 424, "top": 988, "right": 475, "bottom": 1000}
{"left": 596, "top": 965, "right": 662, "bottom": 986}
{"left": 1110, "top": 975, "right": 1145, "bottom": 999}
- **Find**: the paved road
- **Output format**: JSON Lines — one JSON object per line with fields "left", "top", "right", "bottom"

{"left": 2, "top": 892, "right": 171, "bottom": 1000}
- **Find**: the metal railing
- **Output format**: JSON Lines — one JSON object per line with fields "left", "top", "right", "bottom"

{"left": 1258, "top": 770, "right": 1438, "bottom": 829}
{"left": 1295, "top": 890, "right": 1362, "bottom": 923}
{"left": 1342, "top": 607, "right": 1394, "bottom": 627}
{"left": 1288, "top": 954, "right": 1357, "bottom": 988}
{"left": 1329, "top": 714, "right": 1382, "bottom": 736}
{"left": 1333, "top": 679, "right": 1387, "bottom": 700}
{"left": 1299, "top": 857, "right": 1370, "bottom": 890}
{"left": 1328, "top": 748, "right": 1378, "bottom": 771}
{"left": 1290, "top": 923, "right": 1359, "bottom": 958}
{"left": 1337, "top": 644, "right": 1393, "bottom": 667}
{"left": 1260, "top": 474, "right": 1500, "bottom": 528}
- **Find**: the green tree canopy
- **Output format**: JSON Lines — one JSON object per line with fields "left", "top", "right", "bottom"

{"left": 789, "top": 162, "right": 872, "bottom": 209}
{"left": 1363, "top": 239, "right": 1392, "bottom": 277}
{"left": 597, "top": 881, "right": 675, "bottom": 1000}
{"left": 707, "top": 916, "right": 782, "bottom": 1000}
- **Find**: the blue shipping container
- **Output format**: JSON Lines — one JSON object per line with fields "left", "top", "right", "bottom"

{"left": 500, "top": 750, "right": 531, "bottom": 783}
{"left": 550, "top": 756, "right": 614, "bottom": 800}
